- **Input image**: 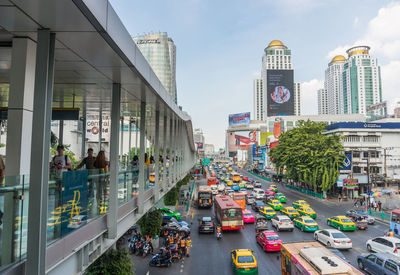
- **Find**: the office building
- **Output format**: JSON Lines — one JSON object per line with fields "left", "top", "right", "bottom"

{"left": 342, "top": 46, "right": 383, "bottom": 116}
{"left": 318, "top": 88, "right": 328, "bottom": 115}
{"left": 133, "top": 32, "right": 177, "bottom": 103}
{"left": 261, "top": 40, "right": 296, "bottom": 117}
{"left": 394, "top": 101, "right": 400, "bottom": 118}
{"left": 253, "top": 79, "right": 264, "bottom": 120}
{"left": 294, "top": 82, "right": 301, "bottom": 116}
{"left": 325, "top": 55, "right": 346, "bottom": 114}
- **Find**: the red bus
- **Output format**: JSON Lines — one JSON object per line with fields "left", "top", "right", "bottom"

{"left": 207, "top": 177, "right": 216, "bottom": 186}
{"left": 214, "top": 195, "right": 244, "bottom": 231}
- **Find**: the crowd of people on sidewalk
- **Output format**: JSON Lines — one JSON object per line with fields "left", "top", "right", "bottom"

{"left": 351, "top": 197, "right": 382, "bottom": 212}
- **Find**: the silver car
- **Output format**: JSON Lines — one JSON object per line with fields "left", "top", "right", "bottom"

{"left": 271, "top": 215, "right": 294, "bottom": 232}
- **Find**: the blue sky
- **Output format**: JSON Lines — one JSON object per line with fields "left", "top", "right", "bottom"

{"left": 110, "top": 0, "right": 399, "bottom": 149}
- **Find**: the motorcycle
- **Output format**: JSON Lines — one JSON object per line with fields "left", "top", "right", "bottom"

{"left": 149, "top": 252, "right": 172, "bottom": 267}
{"left": 135, "top": 240, "right": 144, "bottom": 256}
{"left": 143, "top": 241, "right": 152, "bottom": 258}
{"left": 216, "top": 227, "right": 222, "bottom": 240}
{"left": 169, "top": 244, "right": 181, "bottom": 262}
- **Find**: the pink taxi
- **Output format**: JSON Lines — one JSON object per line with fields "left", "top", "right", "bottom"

{"left": 256, "top": 230, "right": 282, "bottom": 252}
{"left": 242, "top": 209, "right": 255, "bottom": 224}
{"left": 265, "top": 189, "right": 276, "bottom": 196}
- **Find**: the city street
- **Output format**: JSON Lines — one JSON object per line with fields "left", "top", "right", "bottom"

{"left": 132, "top": 170, "right": 388, "bottom": 274}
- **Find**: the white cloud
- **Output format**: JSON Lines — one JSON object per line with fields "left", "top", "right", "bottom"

{"left": 353, "top": 17, "right": 359, "bottom": 28}
{"left": 301, "top": 79, "right": 324, "bottom": 115}
{"left": 328, "top": 2, "right": 400, "bottom": 113}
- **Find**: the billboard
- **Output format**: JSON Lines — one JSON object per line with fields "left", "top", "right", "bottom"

{"left": 228, "top": 112, "right": 250, "bottom": 128}
{"left": 266, "top": 70, "right": 294, "bottom": 116}
{"left": 260, "top": 132, "right": 273, "bottom": 146}
{"left": 86, "top": 113, "right": 110, "bottom": 142}
{"left": 227, "top": 131, "right": 257, "bottom": 153}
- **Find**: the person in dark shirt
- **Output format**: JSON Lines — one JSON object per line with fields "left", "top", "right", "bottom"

{"left": 75, "top": 148, "right": 95, "bottom": 170}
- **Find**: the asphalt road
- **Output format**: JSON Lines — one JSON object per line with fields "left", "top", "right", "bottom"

{"left": 131, "top": 169, "right": 388, "bottom": 274}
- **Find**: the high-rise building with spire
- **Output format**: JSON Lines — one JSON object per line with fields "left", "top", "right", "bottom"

{"left": 325, "top": 55, "right": 346, "bottom": 114}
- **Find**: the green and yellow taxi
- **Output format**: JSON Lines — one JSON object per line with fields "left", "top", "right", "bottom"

{"left": 297, "top": 206, "right": 317, "bottom": 219}
{"left": 280, "top": 207, "right": 300, "bottom": 220}
{"left": 259, "top": 206, "right": 277, "bottom": 219}
{"left": 227, "top": 180, "right": 234, "bottom": 186}
{"left": 239, "top": 181, "right": 246, "bottom": 189}
{"left": 292, "top": 200, "right": 310, "bottom": 209}
{"left": 274, "top": 193, "right": 287, "bottom": 203}
{"left": 293, "top": 216, "right": 319, "bottom": 232}
{"left": 231, "top": 249, "right": 258, "bottom": 275}
{"left": 327, "top": 216, "right": 357, "bottom": 231}
{"left": 267, "top": 199, "right": 284, "bottom": 211}
{"left": 269, "top": 185, "right": 278, "bottom": 192}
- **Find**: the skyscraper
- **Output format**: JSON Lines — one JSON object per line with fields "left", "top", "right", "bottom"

{"left": 261, "top": 40, "right": 296, "bottom": 117}
{"left": 294, "top": 82, "right": 301, "bottom": 116}
{"left": 253, "top": 79, "right": 264, "bottom": 120}
{"left": 133, "top": 32, "right": 177, "bottom": 103}
{"left": 325, "top": 55, "right": 346, "bottom": 114}
{"left": 317, "top": 88, "right": 328, "bottom": 115}
{"left": 342, "top": 46, "right": 382, "bottom": 115}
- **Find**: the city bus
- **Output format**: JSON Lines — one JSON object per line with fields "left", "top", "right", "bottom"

{"left": 197, "top": 186, "right": 213, "bottom": 208}
{"left": 390, "top": 209, "right": 400, "bottom": 235}
{"left": 233, "top": 192, "right": 246, "bottom": 210}
{"left": 207, "top": 177, "right": 216, "bottom": 186}
{"left": 214, "top": 195, "right": 244, "bottom": 230}
{"left": 231, "top": 172, "right": 241, "bottom": 183}
{"left": 281, "top": 241, "right": 362, "bottom": 275}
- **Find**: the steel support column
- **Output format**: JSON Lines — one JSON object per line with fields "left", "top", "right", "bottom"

{"left": 154, "top": 110, "right": 160, "bottom": 200}
{"left": 162, "top": 113, "right": 168, "bottom": 189}
{"left": 138, "top": 101, "right": 146, "bottom": 213}
{"left": 107, "top": 83, "right": 121, "bottom": 239}
{"left": 2, "top": 37, "right": 36, "bottom": 266}
{"left": 81, "top": 108, "right": 86, "bottom": 159}
{"left": 26, "top": 29, "right": 55, "bottom": 275}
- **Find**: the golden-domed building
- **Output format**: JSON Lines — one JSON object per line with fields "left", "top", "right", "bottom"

{"left": 255, "top": 40, "right": 300, "bottom": 120}
{"left": 324, "top": 54, "right": 346, "bottom": 115}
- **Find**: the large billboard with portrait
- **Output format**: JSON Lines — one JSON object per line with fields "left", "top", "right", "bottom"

{"left": 228, "top": 112, "right": 250, "bottom": 128}
{"left": 266, "top": 70, "right": 294, "bottom": 116}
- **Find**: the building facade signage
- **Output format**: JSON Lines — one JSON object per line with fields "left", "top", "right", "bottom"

{"left": 339, "top": 153, "right": 352, "bottom": 172}
{"left": 266, "top": 70, "right": 294, "bottom": 116}
{"left": 86, "top": 114, "right": 110, "bottom": 142}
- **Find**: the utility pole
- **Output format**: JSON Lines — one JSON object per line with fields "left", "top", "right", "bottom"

{"left": 384, "top": 148, "right": 388, "bottom": 188}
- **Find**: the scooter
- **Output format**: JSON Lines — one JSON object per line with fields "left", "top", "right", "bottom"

{"left": 142, "top": 241, "right": 152, "bottom": 258}
{"left": 135, "top": 240, "right": 144, "bottom": 256}
{"left": 149, "top": 252, "right": 172, "bottom": 267}
{"left": 216, "top": 228, "right": 222, "bottom": 240}
{"left": 169, "top": 244, "right": 181, "bottom": 262}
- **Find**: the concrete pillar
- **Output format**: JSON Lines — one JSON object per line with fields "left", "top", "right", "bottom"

{"left": 2, "top": 37, "right": 36, "bottom": 266}
{"left": 169, "top": 117, "right": 174, "bottom": 186}
{"left": 107, "top": 83, "right": 121, "bottom": 239}
{"left": 135, "top": 104, "right": 139, "bottom": 156}
{"left": 26, "top": 30, "right": 55, "bottom": 275}
{"left": 98, "top": 104, "right": 102, "bottom": 151}
{"left": 154, "top": 110, "right": 160, "bottom": 200}
{"left": 120, "top": 116, "right": 124, "bottom": 159}
{"left": 80, "top": 108, "right": 86, "bottom": 159}
{"left": 138, "top": 101, "right": 146, "bottom": 213}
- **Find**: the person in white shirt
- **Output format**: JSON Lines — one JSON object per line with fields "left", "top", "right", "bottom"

{"left": 50, "top": 145, "right": 72, "bottom": 209}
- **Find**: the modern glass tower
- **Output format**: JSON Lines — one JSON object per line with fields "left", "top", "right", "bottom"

{"left": 342, "top": 46, "right": 382, "bottom": 115}
{"left": 133, "top": 32, "right": 178, "bottom": 103}
{"left": 253, "top": 79, "right": 264, "bottom": 120}
{"left": 325, "top": 55, "right": 346, "bottom": 114}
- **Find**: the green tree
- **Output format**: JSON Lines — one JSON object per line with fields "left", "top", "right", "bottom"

{"left": 269, "top": 120, "right": 344, "bottom": 197}
{"left": 86, "top": 248, "right": 134, "bottom": 275}
{"left": 137, "top": 209, "right": 162, "bottom": 238}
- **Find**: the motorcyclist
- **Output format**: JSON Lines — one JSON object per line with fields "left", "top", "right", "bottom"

{"left": 386, "top": 228, "right": 394, "bottom": 237}
{"left": 216, "top": 225, "right": 222, "bottom": 238}
{"left": 180, "top": 237, "right": 186, "bottom": 257}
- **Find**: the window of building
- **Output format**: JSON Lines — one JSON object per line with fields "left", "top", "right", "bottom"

{"left": 353, "top": 166, "right": 361, "bottom": 173}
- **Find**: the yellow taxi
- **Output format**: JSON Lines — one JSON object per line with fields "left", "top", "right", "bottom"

{"left": 280, "top": 207, "right": 300, "bottom": 219}
{"left": 231, "top": 249, "right": 258, "bottom": 274}
{"left": 227, "top": 180, "right": 234, "bottom": 186}
{"left": 297, "top": 206, "right": 317, "bottom": 219}
{"left": 228, "top": 167, "right": 233, "bottom": 171}
{"left": 292, "top": 200, "right": 310, "bottom": 209}
{"left": 259, "top": 206, "right": 277, "bottom": 219}
{"left": 327, "top": 216, "right": 357, "bottom": 231}
{"left": 269, "top": 185, "right": 278, "bottom": 192}
{"left": 267, "top": 199, "right": 284, "bottom": 210}
{"left": 293, "top": 216, "right": 319, "bottom": 232}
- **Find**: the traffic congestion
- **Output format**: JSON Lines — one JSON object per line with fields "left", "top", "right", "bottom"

{"left": 184, "top": 161, "right": 399, "bottom": 275}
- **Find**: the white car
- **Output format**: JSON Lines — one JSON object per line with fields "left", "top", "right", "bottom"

{"left": 314, "top": 229, "right": 352, "bottom": 249}
{"left": 271, "top": 215, "right": 294, "bottom": 232}
{"left": 217, "top": 184, "right": 225, "bottom": 192}
{"left": 210, "top": 185, "right": 218, "bottom": 195}
{"left": 246, "top": 183, "right": 254, "bottom": 190}
{"left": 366, "top": 237, "right": 400, "bottom": 257}
{"left": 254, "top": 181, "right": 262, "bottom": 188}
{"left": 253, "top": 188, "right": 265, "bottom": 200}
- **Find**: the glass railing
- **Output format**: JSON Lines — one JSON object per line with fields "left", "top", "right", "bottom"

{"left": 0, "top": 175, "right": 29, "bottom": 271}
{"left": 0, "top": 162, "right": 169, "bottom": 271}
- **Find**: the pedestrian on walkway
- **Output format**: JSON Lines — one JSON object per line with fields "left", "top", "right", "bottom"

{"left": 378, "top": 201, "right": 382, "bottom": 212}
{"left": 190, "top": 210, "right": 194, "bottom": 225}
{"left": 185, "top": 236, "right": 191, "bottom": 257}
{"left": 338, "top": 194, "right": 342, "bottom": 203}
